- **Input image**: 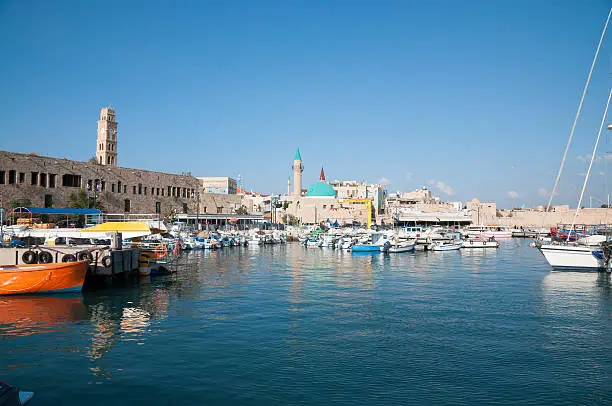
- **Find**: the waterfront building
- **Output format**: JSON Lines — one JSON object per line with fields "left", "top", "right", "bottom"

{"left": 327, "top": 180, "right": 386, "bottom": 216}
{"left": 385, "top": 188, "right": 471, "bottom": 226}
{"left": 281, "top": 151, "right": 370, "bottom": 226}
{"left": 0, "top": 107, "right": 255, "bottom": 223}
{"left": 198, "top": 177, "right": 237, "bottom": 194}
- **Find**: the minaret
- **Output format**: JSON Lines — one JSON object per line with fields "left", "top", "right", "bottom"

{"left": 319, "top": 167, "right": 325, "bottom": 181}
{"left": 96, "top": 107, "right": 118, "bottom": 166}
{"left": 287, "top": 176, "right": 291, "bottom": 195}
{"left": 292, "top": 148, "right": 303, "bottom": 197}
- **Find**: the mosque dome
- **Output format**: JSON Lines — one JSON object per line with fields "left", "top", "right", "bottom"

{"left": 305, "top": 166, "right": 336, "bottom": 197}
{"left": 305, "top": 181, "right": 336, "bottom": 197}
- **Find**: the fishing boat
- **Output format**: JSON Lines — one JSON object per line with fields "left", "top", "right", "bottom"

{"left": 538, "top": 244, "right": 605, "bottom": 270}
{"left": 0, "top": 260, "right": 88, "bottom": 295}
{"left": 461, "top": 237, "right": 499, "bottom": 249}
{"left": 430, "top": 241, "right": 462, "bottom": 251}
{"left": 388, "top": 240, "right": 416, "bottom": 253}
{"left": 351, "top": 232, "right": 391, "bottom": 253}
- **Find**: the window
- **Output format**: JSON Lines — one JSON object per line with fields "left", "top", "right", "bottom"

{"left": 156, "top": 188, "right": 160, "bottom": 196}
{"left": 183, "top": 203, "right": 188, "bottom": 213}
{"left": 217, "top": 206, "right": 223, "bottom": 214}
{"left": 49, "top": 174, "right": 56, "bottom": 188}
{"left": 203, "top": 206, "right": 207, "bottom": 213}
{"left": 112, "top": 183, "right": 115, "bottom": 193}
{"left": 168, "top": 186, "right": 171, "bottom": 196}
{"left": 117, "top": 181, "right": 121, "bottom": 193}
{"left": 124, "top": 199, "right": 131, "bottom": 213}
{"left": 40, "top": 173, "right": 47, "bottom": 188}
{"left": 62, "top": 174, "right": 81, "bottom": 187}
{"left": 124, "top": 185, "right": 127, "bottom": 193}
{"left": 144, "top": 187, "right": 148, "bottom": 195}
{"left": 8, "top": 170, "right": 16, "bottom": 184}
{"left": 161, "top": 189, "right": 164, "bottom": 196}
{"left": 18, "top": 172, "right": 25, "bottom": 184}
{"left": 101, "top": 181, "right": 106, "bottom": 191}
{"left": 44, "top": 194, "right": 53, "bottom": 208}
{"left": 323, "top": 205, "right": 327, "bottom": 209}
{"left": 31, "top": 172, "right": 38, "bottom": 185}
{"left": 133, "top": 185, "right": 136, "bottom": 194}
{"left": 0, "top": 171, "right": 4, "bottom": 184}
{"left": 107, "top": 156, "right": 111, "bottom": 165}
{"left": 138, "top": 183, "right": 142, "bottom": 195}
{"left": 155, "top": 201, "right": 161, "bottom": 214}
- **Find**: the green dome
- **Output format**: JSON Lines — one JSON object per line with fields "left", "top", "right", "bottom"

{"left": 305, "top": 181, "right": 336, "bottom": 197}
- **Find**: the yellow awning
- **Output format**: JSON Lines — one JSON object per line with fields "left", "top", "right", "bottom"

{"left": 79, "top": 222, "right": 152, "bottom": 238}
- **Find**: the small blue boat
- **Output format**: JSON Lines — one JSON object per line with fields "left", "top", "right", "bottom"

{"left": 351, "top": 233, "right": 391, "bottom": 253}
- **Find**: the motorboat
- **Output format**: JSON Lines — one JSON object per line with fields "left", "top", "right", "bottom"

{"left": 351, "top": 232, "right": 391, "bottom": 253}
{"left": 430, "top": 241, "right": 462, "bottom": 251}
{"left": 0, "top": 260, "right": 88, "bottom": 295}
{"left": 388, "top": 239, "right": 416, "bottom": 253}
{"left": 461, "top": 237, "right": 499, "bottom": 249}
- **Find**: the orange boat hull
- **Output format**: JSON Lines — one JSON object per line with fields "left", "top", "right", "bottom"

{"left": 0, "top": 260, "right": 88, "bottom": 295}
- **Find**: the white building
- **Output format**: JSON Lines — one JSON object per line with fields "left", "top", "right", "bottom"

{"left": 198, "top": 177, "right": 237, "bottom": 194}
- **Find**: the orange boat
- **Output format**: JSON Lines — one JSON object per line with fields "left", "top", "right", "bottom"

{"left": 0, "top": 260, "right": 88, "bottom": 295}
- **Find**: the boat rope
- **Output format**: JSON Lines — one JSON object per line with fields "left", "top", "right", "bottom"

{"left": 544, "top": 8, "right": 612, "bottom": 227}
{"left": 567, "top": 88, "right": 612, "bottom": 242}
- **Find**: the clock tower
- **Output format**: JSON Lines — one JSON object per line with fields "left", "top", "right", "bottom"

{"left": 96, "top": 107, "right": 118, "bottom": 166}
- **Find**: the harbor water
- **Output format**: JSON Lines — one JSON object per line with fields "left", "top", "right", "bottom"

{"left": 1, "top": 242, "right": 611, "bottom": 405}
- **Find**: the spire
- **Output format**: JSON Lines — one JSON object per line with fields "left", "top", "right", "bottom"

{"left": 294, "top": 148, "right": 302, "bottom": 160}
{"left": 319, "top": 167, "right": 325, "bottom": 181}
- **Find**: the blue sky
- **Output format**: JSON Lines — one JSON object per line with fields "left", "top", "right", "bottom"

{"left": 1, "top": 0, "right": 611, "bottom": 208}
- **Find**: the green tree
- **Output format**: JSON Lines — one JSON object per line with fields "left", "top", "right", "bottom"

{"left": 282, "top": 214, "right": 298, "bottom": 225}
{"left": 8, "top": 198, "right": 32, "bottom": 210}
{"left": 68, "top": 190, "right": 104, "bottom": 210}
{"left": 234, "top": 205, "right": 249, "bottom": 215}
{"left": 88, "top": 156, "right": 99, "bottom": 164}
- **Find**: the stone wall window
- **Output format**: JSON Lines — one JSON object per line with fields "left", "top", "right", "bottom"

{"left": 49, "top": 174, "right": 56, "bottom": 188}
{"left": 44, "top": 194, "right": 53, "bottom": 208}
{"left": 167, "top": 186, "right": 171, "bottom": 196}
{"left": 111, "top": 183, "right": 115, "bottom": 193}
{"left": 124, "top": 199, "right": 131, "bottom": 213}
{"left": 8, "top": 170, "right": 16, "bottom": 184}
{"left": 40, "top": 173, "right": 47, "bottom": 188}
{"left": 156, "top": 188, "right": 160, "bottom": 196}
{"left": 138, "top": 184, "right": 142, "bottom": 195}
{"left": 217, "top": 206, "right": 223, "bottom": 214}
{"left": 0, "top": 171, "right": 5, "bottom": 184}
{"left": 18, "top": 172, "right": 25, "bottom": 184}
{"left": 203, "top": 206, "right": 207, "bottom": 213}
{"left": 101, "top": 181, "right": 105, "bottom": 191}
{"left": 144, "top": 186, "right": 147, "bottom": 195}
{"left": 183, "top": 203, "right": 188, "bottom": 213}
{"left": 31, "top": 172, "right": 38, "bottom": 185}
{"left": 161, "top": 189, "right": 164, "bottom": 196}
{"left": 117, "top": 181, "right": 122, "bottom": 193}
{"left": 124, "top": 185, "right": 127, "bottom": 193}
{"left": 62, "top": 174, "right": 81, "bottom": 187}
{"left": 133, "top": 185, "right": 136, "bottom": 194}
{"left": 155, "top": 201, "right": 161, "bottom": 214}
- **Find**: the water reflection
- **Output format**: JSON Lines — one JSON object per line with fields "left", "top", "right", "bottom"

{"left": 0, "top": 295, "right": 87, "bottom": 338}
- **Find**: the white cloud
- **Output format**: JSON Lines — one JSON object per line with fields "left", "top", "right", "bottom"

{"left": 377, "top": 177, "right": 390, "bottom": 185}
{"left": 507, "top": 190, "right": 519, "bottom": 199}
{"left": 538, "top": 188, "right": 548, "bottom": 197}
{"left": 433, "top": 181, "right": 454, "bottom": 196}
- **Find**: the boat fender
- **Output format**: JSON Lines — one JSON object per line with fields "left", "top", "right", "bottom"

{"left": 101, "top": 255, "right": 112, "bottom": 268}
{"left": 77, "top": 251, "right": 94, "bottom": 263}
{"left": 22, "top": 250, "right": 38, "bottom": 264}
{"left": 61, "top": 254, "right": 77, "bottom": 263}
{"left": 154, "top": 244, "right": 168, "bottom": 259}
{"left": 38, "top": 251, "right": 53, "bottom": 264}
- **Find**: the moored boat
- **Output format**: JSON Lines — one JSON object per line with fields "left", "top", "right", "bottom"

{"left": 0, "top": 260, "right": 88, "bottom": 295}
{"left": 388, "top": 240, "right": 416, "bottom": 253}
{"left": 461, "top": 237, "right": 499, "bottom": 249}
